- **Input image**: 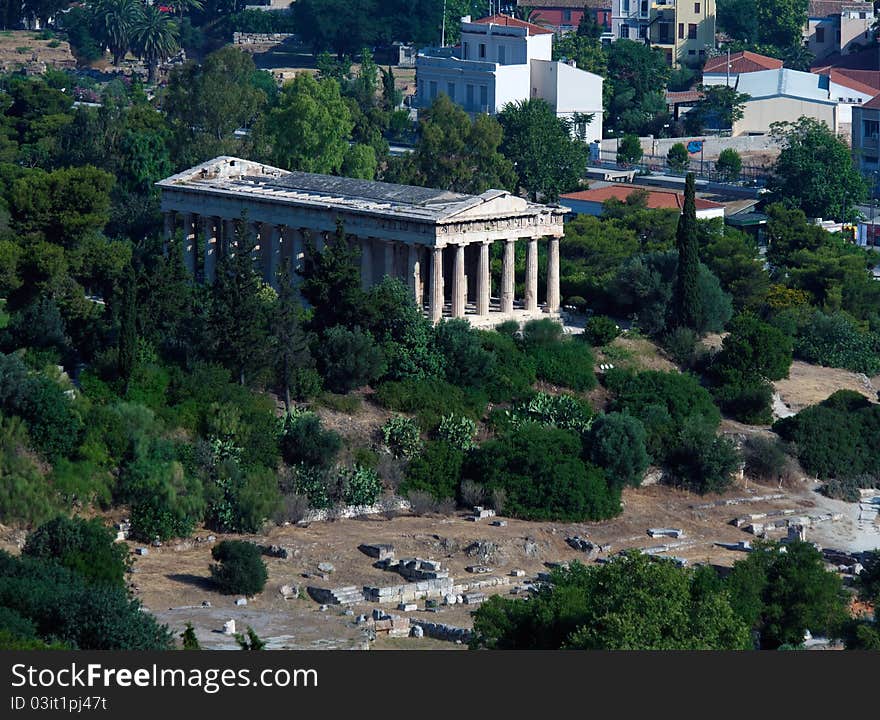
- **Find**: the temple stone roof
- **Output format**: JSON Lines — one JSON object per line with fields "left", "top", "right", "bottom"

{"left": 158, "top": 156, "right": 566, "bottom": 225}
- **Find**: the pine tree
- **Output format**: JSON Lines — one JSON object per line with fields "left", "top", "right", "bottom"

{"left": 298, "top": 218, "right": 365, "bottom": 333}
{"left": 673, "top": 173, "right": 702, "bottom": 331}
{"left": 273, "top": 266, "right": 312, "bottom": 411}
{"left": 210, "top": 213, "right": 270, "bottom": 385}
{"left": 180, "top": 623, "right": 201, "bottom": 650}
{"left": 117, "top": 264, "right": 137, "bottom": 391}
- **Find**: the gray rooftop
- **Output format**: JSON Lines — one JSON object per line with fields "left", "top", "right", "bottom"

{"left": 735, "top": 68, "right": 835, "bottom": 104}
{"left": 157, "top": 156, "right": 563, "bottom": 224}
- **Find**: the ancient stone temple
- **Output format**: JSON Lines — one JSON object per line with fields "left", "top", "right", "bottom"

{"left": 157, "top": 156, "right": 566, "bottom": 325}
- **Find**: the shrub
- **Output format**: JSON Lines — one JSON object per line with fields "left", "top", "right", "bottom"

{"left": 505, "top": 392, "right": 593, "bottom": 434}
{"left": 464, "top": 424, "right": 621, "bottom": 521}
{"left": 583, "top": 315, "right": 621, "bottom": 346}
{"left": 489, "top": 488, "right": 507, "bottom": 513}
{"left": 437, "top": 413, "right": 477, "bottom": 450}
{"left": 407, "top": 490, "right": 438, "bottom": 515}
{"left": 381, "top": 415, "right": 422, "bottom": 458}
{"left": 318, "top": 392, "right": 362, "bottom": 414}
{"left": 339, "top": 465, "right": 382, "bottom": 506}
{"left": 666, "top": 422, "right": 740, "bottom": 494}
{"left": 205, "top": 464, "right": 281, "bottom": 534}
{"left": 773, "top": 390, "right": 880, "bottom": 481}
{"left": 617, "top": 134, "right": 643, "bottom": 165}
{"left": 667, "top": 143, "right": 690, "bottom": 173}
{"left": 460, "top": 479, "right": 486, "bottom": 508}
{"left": 374, "top": 377, "right": 487, "bottom": 431}
{"left": 521, "top": 318, "right": 563, "bottom": 346}
{"left": 315, "top": 325, "right": 387, "bottom": 393}
{"left": 209, "top": 541, "right": 268, "bottom": 596}
{"left": 742, "top": 436, "right": 791, "bottom": 484}
{"left": 23, "top": 516, "right": 129, "bottom": 588}
{"left": 587, "top": 413, "right": 650, "bottom": 488}
{"left": 606, "top": 368, "right": 721, "bottom": 463}
{"left": 794, "top": 311, "right": 880, "bottom": 374}
{"left": 526, "top": 339, "right": 596, "bottom": 391}
{"left": 712, "top": 374, "right": 774, "bottom": 424}
{"left": 290, "top": 463, "right": 333, "bottom": 509}
{"left": 274, "top": 493, "right": 310, "bottom": 524}
{"left": 433, "top": 318, "right": 496, "bottom": 388}
{"left": 478, "top": 330, "right": 537, "bottom": 402}
{"left": 661, "top": 327, "right": 699, "bottom": 367}
{"left": 279, "top": 410, "right": 341, "bottom": 469}
{"left": 716, "top": 148, "right": 742, "bottom": 182}
{"left": 401, "top": 441, "right": 464, "bottom": 501}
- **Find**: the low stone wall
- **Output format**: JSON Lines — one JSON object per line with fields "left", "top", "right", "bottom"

{"left": 363, "top": 577, "right": 454, "bottom": 604}
{"left": 411, "top": 621, "right": 473, "bottom": 644}
{"left": 452, "top": 575, "right": 510, "bottom": 595}
{"left": 232, "top": 32, "right": 294, "bottom": 45}
{"left": 302, "top": 497, "right": 411, "bottom": 523}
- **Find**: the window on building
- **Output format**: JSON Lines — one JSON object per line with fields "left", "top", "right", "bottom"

{"left": 688, "top": 49, "right": 696, "bottom": 55}
{"left": 622, "top": 0, "right": 629, "bottom": 12}
{"left": 678, "top": 22, "right": 684, "bottom": 39}
{"left": 498, "top": 44, "right": 505, "bottom": 63}
{"left": 462, "top": 42, "right": 469, "bottom": 58}
{"left": 688, "top": 23, "right": 697, "bottom": 39}
{"left": 816, "top": 27, "right": 825, "bottom": 43}
{"left": 563, "top": 9, "right": 571, "bottom": 21}
{"left": 466, "top": 84, "right": 474, "bottom": 109}
{"left": 836, "top": 30, "right": 841, "bottom": 43}
{"left": 640, "top": 0, "right": 648, "bottom": 15}
{"left": 699, "top": 49, "right": 706, "bottom": 57}
{"left": 429, "top": 80, "right": 437, "bottom": 100}
{"left": 447, "top": 82, "right": 455, "bottom": 100}
{"left": 480, "top": 85, "right": 488, "bottom": 109}
{"left": 620, "top": 23, "right": 630, "bottom": 39}
{"left": 638, "top": 24, "right": 647, "bottom": 39}
{"left": 694, "top": 2, "right": 700, "bottom": 12}
{"left": 864, "top": 119, "right": 880, "bottom": 138}
{"left": 479, "top": 43, "right": 486, "bottom": 59}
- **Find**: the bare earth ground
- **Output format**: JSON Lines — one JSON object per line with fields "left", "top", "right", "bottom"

{"left": 774, "top": 360, "right": 877, "bottom": 412}
{"left": 4, "top": 477, "right": 873, "bottom": 651}
{"left": 0, "top": 31, "right": 75, "bottom": 71}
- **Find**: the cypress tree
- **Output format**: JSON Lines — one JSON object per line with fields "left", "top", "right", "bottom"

{"left": 273, "top": 266, "right": 311, "bottom": 411}
{"left": 673, "top": 172, "right": 701, "bottom": 330}
{"left": 117, "top": 264, "right": 138, "bottom": 391}
{"left": 210, "top": 213, "right": 269, "bottom": 385}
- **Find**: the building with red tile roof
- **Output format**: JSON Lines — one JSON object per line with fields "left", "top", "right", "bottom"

{"left": 560, "top": 184, "right": 726, "bottom": 219}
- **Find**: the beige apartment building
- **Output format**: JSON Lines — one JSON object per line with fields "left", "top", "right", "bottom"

{"left": 611, "top": 0, "right": 716, "bottom": 66}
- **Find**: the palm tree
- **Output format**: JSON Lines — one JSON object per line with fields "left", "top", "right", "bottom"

{"left": 91, "top": 0, "right": 142, "bottom": 66}
{"left": 131, "top": 5, "right": 180, "bottom": 84}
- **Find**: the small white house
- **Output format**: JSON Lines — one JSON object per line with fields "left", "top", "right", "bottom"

{"left": 415, "top": 14, "right": 604, "bottom": 142}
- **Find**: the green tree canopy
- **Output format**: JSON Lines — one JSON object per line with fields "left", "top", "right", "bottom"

{"left": 471, "top": 553, "right": 751, "bottom": 650}
{"left": 497, "top": 98, "right": 589, "bottom": 202}
{"left": 768, "top": 117, "right": 867, "bottom": 222}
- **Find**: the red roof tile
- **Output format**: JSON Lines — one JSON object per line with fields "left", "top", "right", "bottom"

{"left": 472, "top": 14, "right": 555, "bottom": 35}
{"left": 703, "top": 51, "right": 783, "bottom": 75}
{"left": 561, "top": 185, "right": 724, "bottom": 212}
{"left": 862, "top": 93, "right": 880, "bottom": 109}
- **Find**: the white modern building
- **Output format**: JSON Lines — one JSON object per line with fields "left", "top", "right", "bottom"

{"left": 415, "top": 14, "right": 604, "bottom": 142}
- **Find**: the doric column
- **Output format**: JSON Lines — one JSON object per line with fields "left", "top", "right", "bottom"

{"left": 452, "top": 243, "right": 466, "bottom": 318}
{"left": 477, "top": 241, "right": 491, "bottom": 316}
{"left": 430, "top": 246, "right": 444, "bottom": 323}
{"left": 525, "top": 238, "right": 538, "bottom": 312}
{"left": 383, "top": 240, "right": 395, "bottom": 279}
{"left": 251, "top": 222, "right": 262, "bottom": 272}
{"left": 222, "top": 218, "right": 237, "bottom": 257}
{"left": 204, "top": 216, "right": 219, "bottom": 284}
{"left": 407, "top": 244, "right": 421, "bottom": 305}
{"left": 163, "top": 212, "right": 175, "bottom": 241}
{"left": 182, "top": 212, "right": 197, "bottom": 275}
{"left": 360, "top": 237, "right": 373, "bottom": 290}
{"left": 289, "top": 227, "right": 304, "bottom": 284}
{"left": 261, "top": 223, "right": 281, "bottom": 289}
{"left": 501, "top": 238, "right": 516, "bottom": 313}
{"left": 547, "top": 236, "right": 561, "bottom": 312}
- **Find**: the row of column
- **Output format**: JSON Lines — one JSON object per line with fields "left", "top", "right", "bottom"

{"left": 425, "top": 236, "right": 561, "bottom": 323}
{"left": 164, "top": 212, "right": 561, "bottom": 322}
{"left": 165, "top": 212, "right": 321, "bottom": 289}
